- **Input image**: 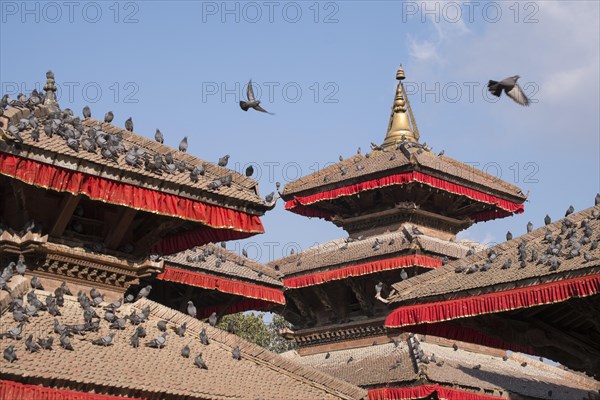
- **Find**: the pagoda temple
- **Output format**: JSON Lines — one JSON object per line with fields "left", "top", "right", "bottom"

{"left": 0, "top": 71, "right": 365, "bottom": 400}
{"left": 272, "top": 66, "right": 600, "bottom": 399}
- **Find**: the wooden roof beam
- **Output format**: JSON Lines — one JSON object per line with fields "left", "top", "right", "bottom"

{"left": 50, "top": 194, "right": 81, "bottom": 237}
{"left": 104, "top": 208, "right": 137, "bottom": 249}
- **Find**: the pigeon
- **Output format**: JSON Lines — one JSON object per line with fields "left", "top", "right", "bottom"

{"left": 208, "top": 312, "right": 218, "bottom": 327}
{"left": 157, "top": 320, "right": 168, "bottom": 332}
{"left": 506, "top": 231, "right": 513, "bottom": 241}
{"left": 92, "top": 333, "right": 115, "bottom": 346}
{"left": 187, "top": 301, "right": 197, "bottom": 318}
{"left": 501, "top": 259, "right": 513, "bottom": 269}
{"left": 38, "top": 336, "right": 54, "bottom": 350}
{"left": 265, "top": 192, "right": 275, "bottom": 203}
{"left": 583, "top": 252, "right": 599, "bottom": 263}
{"left": 182, "top": 344, "right": 190, "bottom": 358}
{"left": 1, "top": 322, "right": 25, "bottom": 340}
{"left": 218, "top": 155, "right": 230, "bottom": 167}
{"left": 130, "top": 331, "right": 140, "bottom": 348}
{"left": 473, "top": 364, "right": 481, "bottom": 370}
{"left": 502, "top": 355, "right": 509, "bottom": 361}
{"left": 3, "top": 345, "right": 17, "bottom": 363}
{"left": 194, "top": 353, "right": 208, "bottom": 369}
{"left": 325, "top": 352, "right": 331, "bottom": 359}
{"left": 400, "top": 269, "right": 408, "bottom": 280}
{"left": 146, "top": 332, "right": 168, "bottom": 348}
{"left": 179, "top": 136, "right": 188, "bottom": 152}
{"left": 30, "top": 276, "right": 44, "bottom": 290}
{"left": 240, "top": 79, "right": 274, "bottom": 114}
{"left": 527, "top": 221, "right": 533, "bottom": 233}
{"left": 155, "top": 129, "right": 164, "bottom": 143}
{"left": 521, "top": 362, "right": 528, "bottom": 367}
{"left": 60, "top": 333, "right": 74, "bottom": 350}
{"left": 565, "top": 205, "right": 574, "bottom": 217}
{"left": 125, "top": 117, "right": 134, "bottom": 131}
{"left": 136, "top": 326, "right": 147, "bottom": 338}
{"left": 104, "top": 111, "right": 114, "bottom": 123}
{"left": 227, "top": 320, "right": 236, "bottom": 334}
{"left": 487, "top": 75, "right": 529, "bottom": 106}
{"left": 596, "top": 193, "right": 600, "bottom": 206}
{"left": 232, "top": 345, "right": 241, "bottom": 360}
{"left": 82, "top": 106, "right": 91, "bottom": 119}
{"left": 245, "top": 165, "right": 254, "bottom": 177}
{"left": 544, "top": 214, "right": 551, "bottom": 225}
{"left": 442, "top": 256, "right": 449, "bottom": 265}
{"left": 110, "top": 317, "right": 128, "bottom": 330}
{"left": 136, "top": 285, "right": 152, "bottom": 300}
{"left": 452, "top": 343, "right": 458, "bottom": 351}
{"left": 15, "top": 260, "right": 26, "bottom": 276}
{"left": 199, "top": 328, "right": 209, "bottom": 345}
{"left": 25, "top": 335, "right": 40, "bottom": 353}
{"left": 375, "top": 282, "right": 383, "bottom": 294}
{"left": 176, "top": 322, "right": 188, "bottom": 337}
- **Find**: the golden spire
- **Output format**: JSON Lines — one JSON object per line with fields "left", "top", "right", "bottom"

{"left": 382, "top": 65, "right": 420, "bottom": 149}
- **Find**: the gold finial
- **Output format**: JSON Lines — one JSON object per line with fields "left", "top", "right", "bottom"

{"left": 382, "top": 65, "right": 420, "bottom": 149}
{"left": 396, "top": 64, "right": 405, "bottom": 81}
{"left": 43, "top": 70, "right": 59, "bottom": 111}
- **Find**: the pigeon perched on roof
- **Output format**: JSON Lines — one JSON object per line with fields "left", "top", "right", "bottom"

{"left": 125, "top": 117, "right": 134, "bottom": 132}
{"left": 24, "top": 334, "right": 40, "bottom": 353}
{"left": 195, "top": 353, "right": 208, "bottom": 369}
{"left": 146, "top": 332, "right": 168, "bottom": 348}
{"left": 218, "top": 155, "right": 230, "bottom": 167}
{"left": 240, "top": 79, "right": 274, "bottom": 115}
{"left": 565, "top": 205, "right": 574, "bottom": 217}
{"left": 30, "top": 276, "right": 44, "bottom": 290}
{"left": 187, "top": 301, "right": 197, "bottom": 318}
{"left": 487, "top": 75, "right": 530, "bottom": 106}
{"left": 506, "top": 231, "right": 513, "bottom": 241}
{"left": 544, "top": 214, "right": 551, "bottom": 225}
{"left": 245, "top": 165, "right": 254, "bottom": 177}
{"left": 232, "top": 345, "right": 241, "bottom": 360}
{"left": 199, "top": 328, "right": 209, "bottom": 345}
{"left": 181, "top": 344, "right": 190, "bottom": 358}
{"left": 92, "top": 333, "right": 115, "bottom": 347}
{"left": 400, "top": 269, "right": 408, "bottom": 280}
{"left": 136, "top": 285, "right": 152, "bottom": 300}
{"left": 82, "top": 106, "right": 91, "bottom": 119}
{"left": 157, "top": 320, "right": 168, "bottom": 332}
{"left": 208, "top": 312, "right": 218, "bottom": 327}
{"left": 104, "top": 111, "right": 114, "bottom": 123}
{"left": 179, "top": 136, "right": 188, "bottom": 152}
{"left": 154, "top": 128, "right": 164, "bottom": 143}
{"left": 3, "top": 345, "right": 17, "bottom": 363}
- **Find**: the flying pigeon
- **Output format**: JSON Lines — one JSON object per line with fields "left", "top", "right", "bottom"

{"left": 487, "top": 75, "right": 530, "bottom": 106}
{"left": 179, "top": 136, "right": 188, "bottom": 152}
{"left": 240, "top": 79, "right": 274, "bottom": 114}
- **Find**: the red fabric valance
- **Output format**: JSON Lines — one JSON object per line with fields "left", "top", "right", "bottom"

{"left": 0, "top": 152, "right": 264, "bottom": 234}
{"left": 285, "top": 171, "right": 524, "bottom": 222}
{"left": 385, "top": 274, "right": 600, "bottom": 328}
{"left": 369, "top": 385, "right": 503, "bottom": 400}
{"left": 157, "top": 266, "right": 286, "bottom": 305}
{"left": 0, "top": 379, "right": 142, "bottom": 400}
{"left": 283, "top": 255, "right": 441, "bottom": 289}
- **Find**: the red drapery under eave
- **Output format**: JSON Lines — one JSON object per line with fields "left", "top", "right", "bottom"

{"left": 0, "top": 152, "right": 264, "bottom": 234}
{"left": 385, "top": 273, "right": 600, "bottom": 328}
{"left": 285, "top": 171, "right": 524, "bottom": 222}
{"left": 157, "top": 266, "right": 286, "bottom": 305}
{"left": 368, "top": 385, "right": 504, "bottom": 400}
{"left": 0, "top": 379, "right": 143, "bottom": 400}
{"left": 283, "top": 255, "right": 441, "bottom": 289}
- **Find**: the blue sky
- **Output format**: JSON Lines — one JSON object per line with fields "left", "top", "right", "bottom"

{"left": 1, "top": 0, "right": 599, "bottom": 263}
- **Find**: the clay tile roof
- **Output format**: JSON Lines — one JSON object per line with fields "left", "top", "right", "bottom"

{"left": 268, "top": 229, "right": 474, "bottom": 278}
{"left": 0, "top": 294, "right": 367, "bottom": 400}
{"left": 281, "top": 342, "right": 418, "bottom": 386}
{"left": 283, "top": 340, "right": 600, "bottom": 399}
{"left": 389, "top": 205, "right": 600, "bottom": 303}
{"left": 282, "top": 147, "right": 525, "bottom": 202}
{"left": 420, "top": 341, "right": 600, "bottom": 399}
{"left": 0, "top": 104, "right": 269, "bottom": 211}
{"left": 165, "top": 243, "right": 282, "bottom": 286}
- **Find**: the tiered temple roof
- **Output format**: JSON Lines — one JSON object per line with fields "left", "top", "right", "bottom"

{"left": 0, "top": 282, "right": 366, "bottom": 400}
{"left": 385, "top": 204, "right": 600, "bottom": 379}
